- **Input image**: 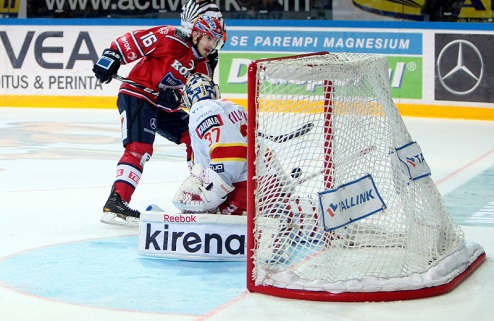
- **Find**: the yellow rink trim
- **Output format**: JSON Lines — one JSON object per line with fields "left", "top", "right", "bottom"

{"left": 0, "top": 95, "right": 118, "bottom": 109}
{"left": 1, "top": 95, "right": 493, "bottom": 121}
{"left": 397, "top": 104, "right": 494, "bottom": 121}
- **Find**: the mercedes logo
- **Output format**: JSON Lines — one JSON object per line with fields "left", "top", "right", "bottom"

{"left": 437, "top": 39, "right": 483, "bottom": 95}
{"left": 150, "top": 118, "right": 157, "bottom": 130}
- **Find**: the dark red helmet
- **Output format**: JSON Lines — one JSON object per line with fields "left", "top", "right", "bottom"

{"left": 192, "top": 14, "right": 225, "bottom": 50}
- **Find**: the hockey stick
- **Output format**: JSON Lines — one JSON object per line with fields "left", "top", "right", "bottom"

{"left": 280, "top": 145, "right": 377, "bottom": 195}
{"left": 112, "top": 74, "right": 189, "bottom": 111}
{"left": 258, "top": 122, "right": 314, "bottom": 143}
{"left": 112, "top": 74, "right": 159, "bottom": 96}
{"left": 112, "top": 75, "right": 314, "bottom": 144}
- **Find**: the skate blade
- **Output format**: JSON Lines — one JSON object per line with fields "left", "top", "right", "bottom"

{"left": 100, "top": 212, "right": 139, "bottom": 228}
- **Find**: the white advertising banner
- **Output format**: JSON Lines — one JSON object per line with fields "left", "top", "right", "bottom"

{"left": 138, "top": 212, "right": 247, "bottom": 261}
{"left": 0, "top": 23, "right": 136, "bottom": 97}
{"left": 319, "top": 174, "right": 386, "bottom": 231}
{"left": 396, "top": 141, "right": 431, "bottom": 181}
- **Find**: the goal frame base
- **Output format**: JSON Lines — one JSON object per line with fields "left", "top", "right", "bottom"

{"left": 247, "top": 252, "right": 485, "bottom": 302}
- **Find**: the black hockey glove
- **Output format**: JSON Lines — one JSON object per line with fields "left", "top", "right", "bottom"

{"left": 208, "top": 50, "right": 219, "bottom": 74}
{"left": 92, "top": 48, "right": 122, "bottom": 84}
{"left": 157, "top": 87, "right": 183, "bottom": 112}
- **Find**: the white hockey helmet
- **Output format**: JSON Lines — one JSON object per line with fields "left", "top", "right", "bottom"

{"left": 183, "top": 73, "right": 220, "bottom": 108}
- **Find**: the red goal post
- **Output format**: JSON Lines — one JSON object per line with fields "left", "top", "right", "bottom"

{"left": 246, "top": 52, "right": 485, "bottom": 302}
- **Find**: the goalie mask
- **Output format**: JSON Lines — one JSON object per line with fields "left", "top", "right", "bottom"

{"left": 183, "top": 73, "right": 220, "bottom": 108}
{"left": 192, "top": 14, "right": 225, "bottom": 50}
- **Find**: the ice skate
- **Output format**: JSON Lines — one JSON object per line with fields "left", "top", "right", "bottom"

{"left": 101, "top": 188, "right": 140, "bottom": 228}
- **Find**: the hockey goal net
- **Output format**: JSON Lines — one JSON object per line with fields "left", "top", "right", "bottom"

{"left": 246, "top": 52, "right": 485, "bottom": 301}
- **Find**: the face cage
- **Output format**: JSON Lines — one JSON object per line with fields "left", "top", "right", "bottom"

{"left": 183, "top": 82, "right": 220, "bottom": 108}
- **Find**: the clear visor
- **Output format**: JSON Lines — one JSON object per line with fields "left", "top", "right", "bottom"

{"left": 199, "top": 33, "right": 224, "bottom": 51}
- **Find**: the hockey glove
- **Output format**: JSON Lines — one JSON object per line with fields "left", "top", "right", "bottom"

{"left": 208, "top": 51, "right": 219, "bottom": 74}
{"left": 157, "top": 87, "right": 183, "bottom": 112}
{"left": 92, "top": 48, "right": 122, "bottom": 84}
{"left": 172, "top": 164, "right": 234, "bottom": 213}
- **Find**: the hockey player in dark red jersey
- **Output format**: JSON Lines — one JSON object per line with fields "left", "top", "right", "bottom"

{"left": 92, "top": 14, "right": 225, "bottom": 227}
{"left": 180, "top": 0, "right": 226, "bottom": 72}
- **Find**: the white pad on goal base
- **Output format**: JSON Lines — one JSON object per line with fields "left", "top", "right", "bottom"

{"left": 138, "top": 211, "right": 246, "bottom": 261}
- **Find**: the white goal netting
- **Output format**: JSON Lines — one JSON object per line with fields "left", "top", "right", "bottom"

{"left": 247, "top": 52, "right": 485, "bottom": 301}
